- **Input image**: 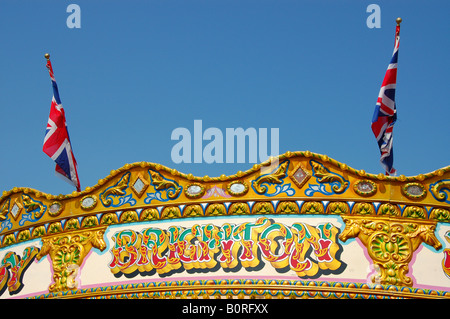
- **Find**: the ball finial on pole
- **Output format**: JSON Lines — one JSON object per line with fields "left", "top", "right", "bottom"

{"left": 44, "top": 53, "right": 50, "bottom": 60}
{"left": 396, "top": 17, "right": 402, "bottom": 25}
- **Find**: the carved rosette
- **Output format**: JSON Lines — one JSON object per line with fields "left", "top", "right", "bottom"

{"left": 36, "top": 227, "right": 107, "bottom": 293}
{"left": 339, "top": 217, "right": 442, "bottom": 287}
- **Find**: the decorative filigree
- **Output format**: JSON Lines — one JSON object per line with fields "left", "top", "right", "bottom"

{"left": 252, "top": 161, "right": 289, "bottom": 194}
{"left": 430, "top": 179, "right": 450, "bottom": 204}
{"left": 145, "top": 169, "right": 182, "bottom": 203}
{"left": 19, "top": 195, "right": 47, "bottom": 226}
{"left": 339, "top": 217, "right": 442, "bottom": 286}
{"left": 100, "top": 172, "right": 136, "bottom": 207}
{"left": 0, "top": 199, "right": 9, "bottom": 221}
{"left": 305, "top": 160, "right": 349, "bottom": 196}
{"left": 252, "top": 161, "right": 294, "bottom": 196}
{"left": 36, "top": 227, "right": 107, "bottom": 293}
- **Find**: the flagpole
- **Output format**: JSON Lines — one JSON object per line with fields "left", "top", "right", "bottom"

{"left": 42, "top": 52, "right": 81, "bottom": 192}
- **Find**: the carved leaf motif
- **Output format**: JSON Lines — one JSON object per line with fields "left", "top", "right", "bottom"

{"left": 101, "top": 173, "right": 131, "bottom": 206}
{"left": 149, "top": 169, "right": 182, "bottom": 199}
{"left": 310, "top": 161, "right": 348, "bottom": 193}
{"left": 252, "top": 161, "right": 289, "bottom": 194}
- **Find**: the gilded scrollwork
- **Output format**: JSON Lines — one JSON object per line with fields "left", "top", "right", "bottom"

{"left": 36, "top": 227, "right": 107, "bottom": 293}
{"left": 252, "top": 161, "right": 290, "bottom": 195}
{"left": 0, "top": 199, "right": 9, "bottom": 221}
{"left": 430, "top": 179, "right": 450, "bottom": 204}
{"left": 100, "top": 172, "right": 136, "bottom": 208}
{"left": 20, "top": 195, "right": 47, "bottom": 225}
{"left": 339, "top": 217, "right": 442, "bottom": 286}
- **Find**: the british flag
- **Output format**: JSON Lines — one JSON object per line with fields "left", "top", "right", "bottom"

{"left": 43, "top": 56, "right": 81, "bottom": 191}
{"left": 371, "top": 22, "right": 401, "bottom": 176}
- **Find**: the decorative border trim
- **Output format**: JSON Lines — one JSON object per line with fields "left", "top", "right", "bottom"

{"left": 28, "top": 279, "right": 450, "bottom": 300}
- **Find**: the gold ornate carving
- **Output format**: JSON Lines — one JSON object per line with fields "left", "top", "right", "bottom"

{"left": 430, "top": 180, "right": 450, "bottom": 201}
{"left": 377, "top": 203, "right": 401, "bottom": 217}
{"left": 100, "top": 213, "right": 119, "bottom": 225}
{"left": 252, "top": 161, "right": 289, "bottom": 194}
{"left": 326, "top": 202, "right": 349, "bottom": 215}
{"left": 310, "top": 161, "right": 349, "bottom": 193}
{"left": 120, "top": 210, "right": 139, "bottom": 223}
{"left": 402, "top": 206, "right": 426, "bottom": 219}
{"left": 228, "top": 202, "right": 250, "bottom": 215}
{"left": 205, "top": 203, "right": 227, "bottom": 216}
{"left": 139, "top": 208, "right": 159, "bottom": 221}
{"left": 161, "top": 206, "right": 181, "bottom": 219}
{"left": 339, "top": 217, "right": 442, "bottom": 286}
{"left": 64, "top": 218, "right": 81, "bottom": 231}
{"left": 36, "top": 227, "right": 107, "bottom": 293}
{"left": 301, "top": 201, "right": 324, "bottom": 214}
{"left": 149, "top": 170, "right": 182, "bottom": 199}
{"left": 276, "top": 201, "right": 299, "bottom": 214}
{"left": 430, "top": 208, "right": 450, "bottom": 222}
{"left": 183, "top": 204, "right": 204, "bottom": 218}
{"left": 100, "top": 173, "right": 131, "bottom": 207}
{"left": 81, "top": 216, "right": 99, "bottom": 228}
{"left": 252, "top": 202, "right": 274, "bottom": 215}
{"left": 0, "top": 200, "right": 9, "bottom": 221}
{"left": 23, "top": 194, "right": 45, "bottom": 219}
{"left": 352, "top": 202, "right": 375, "bottom": 216}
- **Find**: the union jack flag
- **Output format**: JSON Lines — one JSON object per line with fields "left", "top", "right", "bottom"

{"left": 371, "top": 22, "right": 401, "bottom": 176}
{"left": 43, "top": 56, "right": 81, "bottom": 191}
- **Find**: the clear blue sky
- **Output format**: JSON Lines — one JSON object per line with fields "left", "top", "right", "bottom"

{"left": 0, "top": 0, "right": 449, "bottom": 196}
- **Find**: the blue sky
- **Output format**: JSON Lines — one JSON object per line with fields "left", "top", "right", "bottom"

{"left": 0, "top": 0, "right": 449, "bottom": 196}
